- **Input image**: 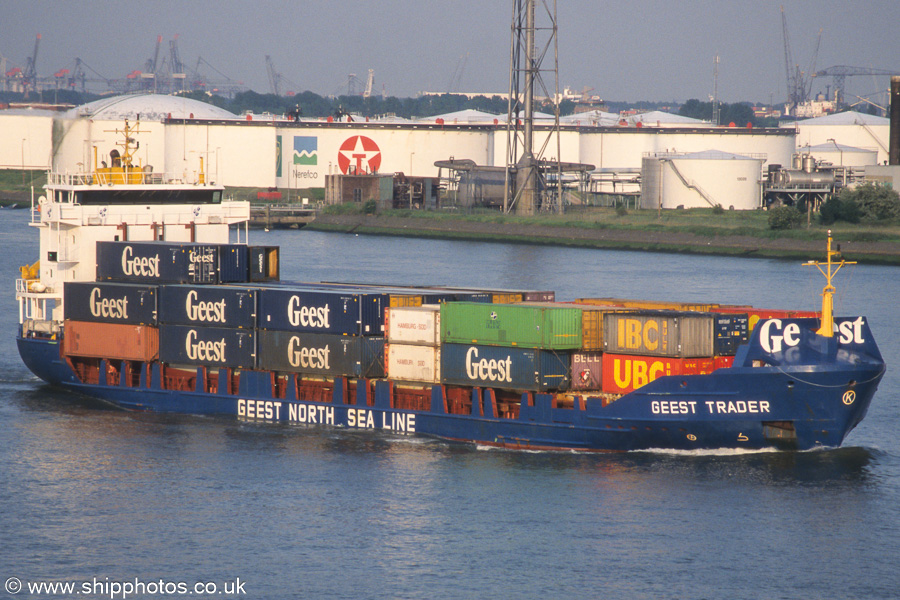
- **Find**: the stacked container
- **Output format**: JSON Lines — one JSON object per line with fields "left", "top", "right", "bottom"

{"left": 439, "top": 302, "right": 574, "bottom": 392}
{"left": 255, "top": 285, "right": 385, "bottom": 378}
{"left": 384, "top": 304, "right": 442, "bottom": 383}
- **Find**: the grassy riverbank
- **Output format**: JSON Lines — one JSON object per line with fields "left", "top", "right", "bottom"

{"left": 308, "top": 206, "right": 900, "bottom": 265}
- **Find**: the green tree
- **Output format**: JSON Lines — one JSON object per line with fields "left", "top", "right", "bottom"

{"left": 768, "top": 206, "right": 803, "bottom": 230}
{"left": 839, "top": 184, "right": 900, "bottom": 221}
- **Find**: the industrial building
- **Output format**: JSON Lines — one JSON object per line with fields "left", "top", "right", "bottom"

{"left": 0, "top": 93, "right": 893, "bottom": 210}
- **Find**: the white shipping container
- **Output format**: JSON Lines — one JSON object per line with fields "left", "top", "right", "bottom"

{"left": 385, "top": 305, "right": 441, "bottom": 345}
{"left": 386, "top": 344, "right": 441, "bottom": 383}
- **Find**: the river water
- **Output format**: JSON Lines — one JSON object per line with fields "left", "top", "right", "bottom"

{"left": 2, "top": 210, "right": 898, "bottom": 600}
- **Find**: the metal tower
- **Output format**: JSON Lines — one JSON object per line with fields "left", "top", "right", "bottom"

{"left": 504, "top": 0, "right": 562, "bottom": 215}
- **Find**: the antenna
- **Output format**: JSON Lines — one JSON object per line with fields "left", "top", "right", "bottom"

{"left": 804, "top": 230, "right": 855, "bottom": 337}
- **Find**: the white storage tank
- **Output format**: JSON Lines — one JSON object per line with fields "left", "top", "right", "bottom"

{"left": 802, "top": 142, "right": 878, "bottom": 169}
{"left": 640, "top": 150, "right": 764, "bottom": 210}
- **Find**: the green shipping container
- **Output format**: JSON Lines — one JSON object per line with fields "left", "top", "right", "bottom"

{"left": 440, "top": 302, "right": 582, "bottom": 349}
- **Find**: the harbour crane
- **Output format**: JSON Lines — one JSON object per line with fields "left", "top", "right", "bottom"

{"left": 781, "top": 7, "right": 821, "bottom": 115}
{"left": 265, "top": 55, "right": 283, "bottom": 96}
{"left": 363, "top": 69, "right": 374, "bottom": 98}
{"left": 812, "top": 65, "right": 898, "bottom": 110}
{"left": 23, "top": 33, "right": 41, "bottom": 97}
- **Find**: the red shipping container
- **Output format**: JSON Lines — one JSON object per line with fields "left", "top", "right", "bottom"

{"left": 714, "top": 355, "right": 735, "bottom": 370}
{"left": 601, "top": 353, "right": 716, "bottom": 394}
{"left": 63, "top": 320, "right": 159, "bottom": 362}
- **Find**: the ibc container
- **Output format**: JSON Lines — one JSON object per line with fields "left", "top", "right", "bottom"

{"left": 96, "top": 241, "right": 227, "bottom": 284}
{"left": 440, "top": 343, "right": 570, "bottom": 392}
{"left": 601, "top": 353, "right": 716, "bottom": 394}
{"left": 576, "top": 297, "right": 717, "bottom": 312}
{"left": 257, "top": 288, "right": 385, "bottom": 335}
{"left": 63, "top": 282, "right": 158, "bottom": 325}
{"left": 63, "top": 320, "right": 159, "bottom": 362}
{"left": 386, "top": 343, "right": 441, "bottom": 383}
{"left": 440, "top": 302, "right": 582, "bottom": 349}
{"left": 713, "top": 313, "right": 750, "bottom": 356}
{"left": 570, "top": 351, "right": 603, "bottom": 391}
{"left": 158, "top": 324, "right": 256, "bottom": 369}
{"left": 249, "top": 246, "right": 280, "bottom": 282}
{"left": 603, "top": 311, "right": 714, "bottom": 358}
{"left": 385, "top": 305, "right": 441, "bottom": 346}
{"left": 257, "top": 331, "right": 385, "bottom": 378}
{"left": 158, "top": 285, "right": 257, "bottom": 329}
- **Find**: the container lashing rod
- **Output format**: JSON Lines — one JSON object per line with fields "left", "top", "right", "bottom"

{"left": 804, "top": 229, "right": 855, "bottom": 337}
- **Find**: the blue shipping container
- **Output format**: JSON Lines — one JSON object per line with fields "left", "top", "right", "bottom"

{"left": 63, "top": 281, "right": 158, "bottom": 325}
{"left": 440, "top": 343, "right": 570, "bottom": 392}
{"left": 714, "top": 313, "right": 750, "bottom": 356}
{"left": 158, "top": 285, "right": 257, "bottom": 329}
{"left": 217, "top": 245, "right": 249, "bottom": 283}
{"left": 97, "top": 241, "right": 219, "bottom": 284}
{"left": 257, "top": 288, "right": 386, "bottom": 335}
{"left": 257, "top": 331, "right": 385, "bottom": 378}
{"left": 158, "top": 324, "right": 256, "bottom": 369}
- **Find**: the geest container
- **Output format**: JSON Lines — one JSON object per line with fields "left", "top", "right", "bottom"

{"left": 63, "top": 320, "right": 159, "bottom": 362}
{"left": 257, "top": 288, "right": 385, "bottom": 336}
{"left": 96, "top": 241, "right": 220, "bottom": 284}
{"left": 386, "top": 343, "right": 441, "bottom": 383}
{"left": 385, "top": 305, "right": 441, "bottom": 345}
{"left": 216, "top": 245, "right": 249, "bottom": 283}
{"left": 603, "top": 311, "right": 714, "bottom": 358}
{"left": 159, "top": 324, "right": 256, "bottom": 369}
{"left": 63, "top": 282, "right": 158, "bottom": 325}
{"left": 257, "top": 331, "right": 385, "bottom": 378}
{"left": 570, "top": 351, "right": 603, "bottom": 391}
{"left": 440, "top": 343, "right": 571, "bottom": 392}
{"left": 441, "top": 302, "right": 582, "bottom": 349}
{"left": 159, "top": 285, "right": 257, "bottom": 329}
{"left": 601, "top": 354, "right": 717, "bottom": 394}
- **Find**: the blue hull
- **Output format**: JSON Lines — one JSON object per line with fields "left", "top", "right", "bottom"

{"left": 17, "top": 322, "right": 884, "bottom": 452}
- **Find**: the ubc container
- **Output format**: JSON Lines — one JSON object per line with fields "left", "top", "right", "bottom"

{"left": 440, "top": 343, "right": 570, "bottom": 392}
{"left": 257, "top": 331, "right": 385, "bottom": 378}
{"left": 603, "top": 311, "right": 714, "bottom": 358}
{"left": 713, "top": 313, "right": 750, "bottom": 356}
{"left": 570, "top": 351, "right": 603, "bottom": 391}
{"left": 63, "top": 282, "right": 158, "bottom": 325}
{"left": 96, "top": 241, "right": 220, "bottom": 284}
{"left": 158, "top": 324, "right": 256, "bottom": 369}
{"left": 386, "top": 343, "right": 441, "bottom": 383}
{"left": 385, "top": 305, "right": 441, "bottom": 346}
{"left": 158, "top": 285, "right": 257, "bottom": 329}
{"left": 249, "top": 246, "right": 280, "bottom": 282}
{"left": 601, "top": 354, "right": 717, "bottom": 394}
{"left": 63, "top": 320, "right": 159, "bottom": 362}
{"left": 440, "top": 302, "right": 582, "bottom": 349}
{"left": 256, "top": 288, "right": 385, "bottom": 335}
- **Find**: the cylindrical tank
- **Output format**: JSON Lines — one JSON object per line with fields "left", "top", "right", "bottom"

{"left": 777, "top": 170, "right": 835, "bottom": 187}
{"left": 802, "top": 154, "right": 816, "bottom": 173}
{"left": 640, "top": 150, "right": 763, "bottom": 210}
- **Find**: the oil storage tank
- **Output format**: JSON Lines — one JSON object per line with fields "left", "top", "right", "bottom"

{"left": 640, "top": 150, "right": 764, "bottom": 210}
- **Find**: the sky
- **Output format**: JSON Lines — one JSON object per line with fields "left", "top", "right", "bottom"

{"left": 2, "top": 0, "right": 899, "bottom": 106}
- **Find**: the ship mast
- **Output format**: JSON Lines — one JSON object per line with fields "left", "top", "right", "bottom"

{"left": 804, "top": 229, "right": 855, "bottom": 337}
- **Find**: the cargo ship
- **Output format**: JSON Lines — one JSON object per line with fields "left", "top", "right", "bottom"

{"left": 15, "top": 122, "right": 886, "bottom": 451}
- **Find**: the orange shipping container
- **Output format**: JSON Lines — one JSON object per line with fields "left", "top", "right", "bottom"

{"left": 601, "top": 353, "right": 716, "bottom": 394}
{"left": 63, "top": 320, "right": 159, "bottom": 362}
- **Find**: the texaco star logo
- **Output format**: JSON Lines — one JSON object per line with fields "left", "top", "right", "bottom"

{"left": 337, "top": 135, "right": 381, "bottom": 174}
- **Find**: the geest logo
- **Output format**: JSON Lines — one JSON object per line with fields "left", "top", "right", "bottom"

{"left": 185, "top": 289, "right": 226, "bottom": 323}
{"left": 120, "top": 246, "right": 160, "bottom": 278}
{"left": 89, "top": 287, "right": 128, "bottom": 319}
{"left": 759, "top": 317, "right": 865, "bottom": 353}
{"left": 465, "top": 346, "right": 512, "bottom": 383}
{"left": 287, "top": 336, "right": 331, "bottom": 370}
{"left": 287, "top": 296, "right": 331, "bottom": 329}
